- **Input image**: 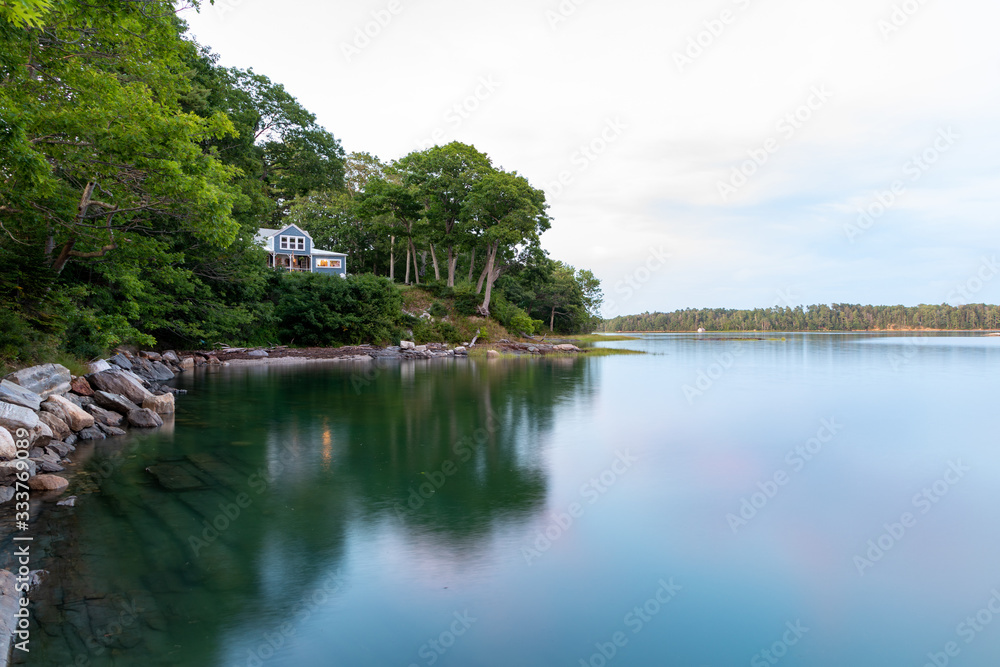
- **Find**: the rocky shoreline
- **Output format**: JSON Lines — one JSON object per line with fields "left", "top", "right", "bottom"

{"left": 201, "top": 339, "right": 585, "bottom": 364}
{"left": 0, "top": 352, "right": 186, "bottom": 505}
{"left": 0, "top": 339, "right": 587, "bottom": 501}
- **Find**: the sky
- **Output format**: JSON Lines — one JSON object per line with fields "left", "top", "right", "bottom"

{"left": 180, "top": 0, "right": 1000, "bottom": 317}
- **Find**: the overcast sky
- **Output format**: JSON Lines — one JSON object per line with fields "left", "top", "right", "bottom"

{"left": 181, "top": 0, "right": 1000, "bottom": 316}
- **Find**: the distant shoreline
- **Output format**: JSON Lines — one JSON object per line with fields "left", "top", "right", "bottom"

{"left": 602, "top": 329, "right": 1000, "bottom": 334}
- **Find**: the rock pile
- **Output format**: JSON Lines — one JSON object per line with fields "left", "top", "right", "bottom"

{"left": 374, "top": 342, "right": 469, "bottom": 360}
{"left": 0, "top": 350, "right": 184, "bottom": 504}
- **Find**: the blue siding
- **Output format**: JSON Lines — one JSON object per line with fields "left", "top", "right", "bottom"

{"left": 275, "top": 225, "right": 311, "bottom": 255}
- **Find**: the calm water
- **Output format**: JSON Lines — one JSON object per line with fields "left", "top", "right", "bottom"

{"left": 16, "top": 333, "right": 1000, "bottom": 666}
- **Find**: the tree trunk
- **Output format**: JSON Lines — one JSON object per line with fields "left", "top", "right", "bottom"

{"left": 404, "top": 242, "right": 411, "bottom": 284}
{"left": 411, "top": 239, "right": 421, "bottom": 285}
{"left": 476, "top": 265, "right": 489, "bottom": 294}
{"left": 446, "top": 246, "right": 458, "bottom": 287}
{"left": 429, "top": 244, "right": 441, "bottom": 281}
{"left": 389, "top": 236, "right": 395, "bottom": 281}
{"left": 550, "top": 306, "right": 556, "bottom": 332}
{"left": 467, "top": 247, "right": 476, "bottom": 283}
{"left": 478, "top": 243, "right": 498, "bottom": 316}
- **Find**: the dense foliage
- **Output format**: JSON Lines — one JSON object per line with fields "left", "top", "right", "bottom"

{"left": 272, "top": 273, "right": 401, "bottom": 347}
{"left": 601, "top": 304, "right": 1000, "bottom": 332}
{"left": 0, "top": 1, "right": 602, "bottom": 370}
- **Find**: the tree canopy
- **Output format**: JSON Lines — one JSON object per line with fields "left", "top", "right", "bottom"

{"left": 0, "top": 0, "right": 600, "bottom": 368}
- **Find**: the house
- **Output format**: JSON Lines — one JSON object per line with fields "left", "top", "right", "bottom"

{"left": 255, "top": 224, "right": 348, "bottom": 277}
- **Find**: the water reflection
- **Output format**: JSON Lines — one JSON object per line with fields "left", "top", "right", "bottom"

{"left": 21, "top": 358, "right": 595, "bottom": 666}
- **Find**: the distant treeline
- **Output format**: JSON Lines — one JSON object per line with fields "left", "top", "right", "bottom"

{"left": 600, "top": 304, "right": 1000, "bottom": 332}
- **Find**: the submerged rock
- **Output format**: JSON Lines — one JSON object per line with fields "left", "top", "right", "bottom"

{"left": 146, "top": 463, "right": 204, "bottom": 490}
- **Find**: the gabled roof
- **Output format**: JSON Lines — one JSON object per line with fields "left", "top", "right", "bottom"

{"left": 256, "top": 226, "right": 347, "bottom": 257}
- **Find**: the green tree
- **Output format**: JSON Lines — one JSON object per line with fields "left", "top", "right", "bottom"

{"left": 396, "top": 142, "right": 494, "bottom": 286}
{"left": 463, "top": 170, "right": 550, "bottom": 316}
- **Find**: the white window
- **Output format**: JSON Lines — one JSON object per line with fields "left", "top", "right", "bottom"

{"left": 279, "top": 235, "right": 305, "bottom": 251}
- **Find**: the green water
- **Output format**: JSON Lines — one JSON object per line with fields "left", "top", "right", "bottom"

{"left": 14, "top": 334, "right": 1000, "bottom": 666}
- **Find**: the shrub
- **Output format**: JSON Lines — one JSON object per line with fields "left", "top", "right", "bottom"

{"left": 272, "top": 273, "right": 401, "bottom": 346}
{"left": 424, "top": 281, "right": 455, "bottom": 299}
{"left": 429, "top": 301, "right": 449, "bottom": 318}
{"left": 489, "top": 293, "right": 536, "bottom": 336}
{"left": 453, "top": 284, "right": 481, "bottom": 316}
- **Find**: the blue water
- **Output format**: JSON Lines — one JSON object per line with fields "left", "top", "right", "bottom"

{"left": 22, "top": 333, "right": 1000, "bottom": 666}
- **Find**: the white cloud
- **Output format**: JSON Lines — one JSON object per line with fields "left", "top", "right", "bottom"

{"left": 182, "top": 0, "right": 1000, "bottom": 315}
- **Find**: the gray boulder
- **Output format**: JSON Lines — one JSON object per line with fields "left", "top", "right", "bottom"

{"left": 0, "top": 459, "right": 35, "bottom": 484}
{"left": 92, "top": 391, "right": 140, "bottom": 416}
{"left": 76, "top": 427, "right": 106, "bottom": 441}
{"left": 0, "top": 427, "right": 16, "bottom": 461}
{"left": 0, "top": 379, "right": 43, "bottom": 411}
{"left": 31, "top": 421, "right": 54, "bottom": 447}
{"left": 37, "top": 411, "right": 72, "bottom": 441}
{"left": 87, "top": 359, "right": 112, "bottom": 374}
{"left": 46, "top": 442, "right": 74, "bottom": 458}
{"left": 0, "top": 401, "right": 39, "bottom": 433}
{"left": 108, "top": 353, "right": 133, "bottom": 370}
{"left": 32, "top": 458, "right": 64, "bottom": 473}
{"left": 4, "top": 363, "right": 71, "bottom": 399}
{"left": 96, "top": 422, "right": 127, "bottom": 437}
{"left": 128, "top": 408, "right": 163, "bottom": 429}
{"left": 0, "top": 486, "right": 13, "bottom": 504}
{"left": 149, "top": 361, "right": 175, "bottom": 381}
{"left": 85, "top": 404, "right": 124, "bottom": 427}
{"left": 88, "top": 370, "right": 154, "bottom": 406}
{"left": 131, "top": 357, "right": 175, "bottom": 383}
{"left": 161, "top": 350, "right": 180, "bottom": 363}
